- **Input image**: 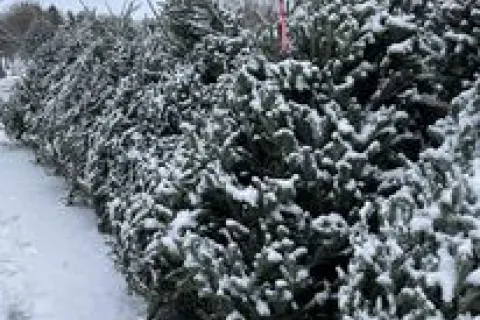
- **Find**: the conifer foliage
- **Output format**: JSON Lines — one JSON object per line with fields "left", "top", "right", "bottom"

{"left": 1, "top": 0, "right": 479, "bottom": 319}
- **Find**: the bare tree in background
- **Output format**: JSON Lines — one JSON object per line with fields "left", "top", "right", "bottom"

{"left": 0, "top": 1, "right": 63, "bottom": 66}
{"left": 4, "top": 2, "right": 42, "bottom": 36}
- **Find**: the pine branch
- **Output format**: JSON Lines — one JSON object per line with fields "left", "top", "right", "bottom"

{"left": 145, "top": 0, "right": 161, "bottom": 20}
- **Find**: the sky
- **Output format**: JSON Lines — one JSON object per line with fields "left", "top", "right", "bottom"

{"left": 0, "top": 0, "right": 154, "bottom": 19}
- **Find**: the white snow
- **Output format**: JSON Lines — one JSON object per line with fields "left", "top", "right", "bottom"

{"left": 255, "top": 299, "right": 270, "bottom": 317}
{"left": 362, "top": 9, "right": 385, "bottom": 33}
{"left": 296, "top": 268, "right": 309, "bottom": 282}
{"left": 386, "top": 15, "right": 417, "bottom": 32}
{"left": 0, "top": 76, "right": 19, "bottom": 101}
{"left": 466, "top": 268, "right": 480, "bottom": 287}
{"left": 265, "top": 248, "right": 283, "bottom": 263}
{"left": 225, "top": 182, "right": 259, "bottom": 207}
{"left": 0, "top": 76, "right": 145, "bottom": 320}
{"left": 472, "top": 158, "right": 480, "bottom": 196}
{"left": 337, "top": 118, "right": 355, "bottom": 135}
{"left": 165, "top": 209, "right": 197, "bottom": 241}
{"left": 387, "top": 39, "right": 414, "bottom": 55}
{"left": 426, "top": 245, "right": 456, "bottom": 303}
{"left": 225, "top": 219, "right": 250, "bottom": 234}
{"left": 436, "top": 245, "right": 456, "bottom": 303}
{"left": 226, "top": 310, "right": 245, "bottom": 320}
{"left": 410, "top": 204, "right": 441, "bottom": 233}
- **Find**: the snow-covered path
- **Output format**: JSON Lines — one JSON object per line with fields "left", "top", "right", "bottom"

{"left": 0, "top": 77, "right": 144, "bottom": 319}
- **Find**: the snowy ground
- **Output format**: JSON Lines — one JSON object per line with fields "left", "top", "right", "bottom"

{"left": 0, "top": 77, "right": 145, "bottom": 320}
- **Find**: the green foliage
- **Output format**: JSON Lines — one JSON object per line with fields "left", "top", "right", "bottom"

{"left": 1, "top": 0, "right": 479, "bottom": 319}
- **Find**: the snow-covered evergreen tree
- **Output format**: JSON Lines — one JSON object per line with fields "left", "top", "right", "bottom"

{"left": 1, "top": 0, "right": 479, "bottom": 319}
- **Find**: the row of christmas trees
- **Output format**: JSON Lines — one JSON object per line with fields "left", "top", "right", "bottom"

{"left": 1, "top": 0, "right": 479, "bottom": 319}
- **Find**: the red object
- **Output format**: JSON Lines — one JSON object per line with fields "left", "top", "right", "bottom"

{"left": 278, "top": 0, "right": 290, "bottom": 54}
